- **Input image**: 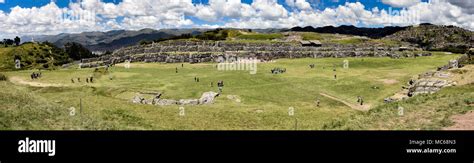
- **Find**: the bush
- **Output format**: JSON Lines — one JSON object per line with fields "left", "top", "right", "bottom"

{"left": 0, "top": 73, "right": 7, "bottom": 81}
{"left": 464, "top": 98, "right": 474, "bottom": 105}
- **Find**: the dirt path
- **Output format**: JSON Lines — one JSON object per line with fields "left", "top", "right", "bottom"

{"left": 444, "top": 110, "right": 474, "bottom": 130}
{"left": 9, "top": 76, "right": 65, "bottom": 87}
{"left": 319, "top": 93, "right": 371, "bottom": 111}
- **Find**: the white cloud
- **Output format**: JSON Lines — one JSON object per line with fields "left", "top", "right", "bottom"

{"left": 381, "top": 0, "right": 421, "bottom": 8}
{"left": 286, "top": 0, "right": 311, "bottom": 10}
{"left": 443, "top": 0, "right": 474, "bottom": 14}
{"left": 252, "top": 0, "right": 288, "bottom": 20}
{"left": 224, "top": 1, "right": 474, "bottom": 31}
{"left": 195, "top": 4, "right": 218, "bottom": 22}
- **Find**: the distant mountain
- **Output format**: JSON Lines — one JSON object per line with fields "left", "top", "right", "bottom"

{"left": 22, "top": 28, "right": 211, "bottom": 52}
{"left": 287, "top": 25, "right": 407, "bottom": 39}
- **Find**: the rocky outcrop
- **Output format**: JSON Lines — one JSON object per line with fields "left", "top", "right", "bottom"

{"left": 437, "top": 59, "right": 461, "bottom": 71}
{"left": 132, "top": 91, "right": 219, "bottom": 106}
{"left": 387, "top": 24, "right": 473, "bottom": 53}
{"left": 178, "top": 99, "right": 199, "bottom": 105}
{"left": 199, "top": 92, "right": 219, "bottom": 104}
{"left": 385, "top": 57, "right": 465, "bottom": 103}
{"left": 132, "top": 95, "right": 146, "bottom": 104}
{"left": 155, "top": 99, "right": 178, "bottom": 106}
{"left": 407, "top": 79, "right": 456, "bottom": 97}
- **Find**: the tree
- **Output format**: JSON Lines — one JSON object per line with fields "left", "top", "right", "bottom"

{"left": 64, "top": 42, "right": 95, "bottom": 60}
{"left": 14, "top": 36, "right": 21, "bottom": 46}
{"left": 41, "top": 42, "right": 70, "bottom": 66}
{"left": 3, "top": 39, "right": 14, "bottom": 47}
{"left": 139, "top": 40, "right": 150, "bottom": 45}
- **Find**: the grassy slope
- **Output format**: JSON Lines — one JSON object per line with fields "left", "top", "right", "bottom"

{"left": 236, "top": 33, "right": 284, "bottom": 40}
{"left": 323, "top": 84, "right": 474, "bottom": 130}
{"left": 0, "top": 46, "right": 14, "bottom": 70}
{"left": 0, "top": 81, "right": 112, "bottom": 130}
{"left": 1, "top": 53, "right": 462, "bottom": 130}
{"left": 0, "top": 43, "right": 70, "bottom": 71}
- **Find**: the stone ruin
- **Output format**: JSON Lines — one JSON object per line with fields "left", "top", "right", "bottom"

{"left": 407, "top": 77, "right": 456, "bottom": 97}
{"left": 132, "top": 91, "right": 219, "bottom": 106}
{"left": 73, "top": 40, "right": 430, "bottom": 67}
{"left": 385, "top": 58, "right": 461, "bottom": 103}
{"left": 437, "top": 59, "right": 462, "bottom": 71}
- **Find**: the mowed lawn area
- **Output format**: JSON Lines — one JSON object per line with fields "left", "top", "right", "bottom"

{"left": 1, "top": 52, "right": 462, "bottom": 130}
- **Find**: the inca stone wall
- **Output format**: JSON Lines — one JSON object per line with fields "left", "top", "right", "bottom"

{"left": 79, "top": 41, "right": 429, "bottom": 66}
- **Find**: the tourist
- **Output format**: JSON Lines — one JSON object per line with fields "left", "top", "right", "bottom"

{"left": 217, "top": 80, "right": 224, "bottom": 93}
{"left": 357, "top": 96, "right": 364, "bottom": 105}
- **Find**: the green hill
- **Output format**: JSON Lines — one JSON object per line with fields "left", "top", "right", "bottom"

{"left": 0, "top": 42, "right": 71, "bottom": 71}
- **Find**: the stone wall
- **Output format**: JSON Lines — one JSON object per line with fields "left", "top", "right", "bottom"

{"left": 83, "top": 41, "right": 428, "bottom": 65}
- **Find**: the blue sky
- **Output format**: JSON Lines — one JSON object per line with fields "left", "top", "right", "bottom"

{"left": 0, "top": 0, "right": 471, "bottom": 37}
{"left": 0, "top": 0, "right": 411, "bottom": 12}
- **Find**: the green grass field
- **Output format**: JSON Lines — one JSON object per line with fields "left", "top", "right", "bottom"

{"left": 1, "top": 52, "right": 472, "bottom": 130}
{"left": 236, "top": 33, "right": 284, "bottom": 40}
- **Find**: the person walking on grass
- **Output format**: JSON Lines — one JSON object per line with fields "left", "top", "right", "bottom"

{"left": 357, "top": 96, "right": 364, "bottom": 106}
{"left": 217, "top": 80, "right": 224, "bottom": 93}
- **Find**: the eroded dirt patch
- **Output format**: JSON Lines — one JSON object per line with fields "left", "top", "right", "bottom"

{"left": 444, "top": 111, "right": 474, "bottom": 130}
{"left": 379, "top": 79, "right": 398, "bottom": 85}
{"left": 9, "top": 76, "right": 64, "bottom": 87}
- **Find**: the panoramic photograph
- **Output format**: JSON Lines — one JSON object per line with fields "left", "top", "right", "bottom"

{"left": 1, "top": 0, "right": 474, "bottom": 161}
{"left": 0, "top": 0, "right": 472, "bottom": 131}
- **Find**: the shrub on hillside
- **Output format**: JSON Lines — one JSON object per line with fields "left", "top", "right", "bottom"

{"left": 0, "top": 73, "right": 7, "bottom": 81}
{"left": 464, "top": 98, "right": 474, "bottom": 105}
